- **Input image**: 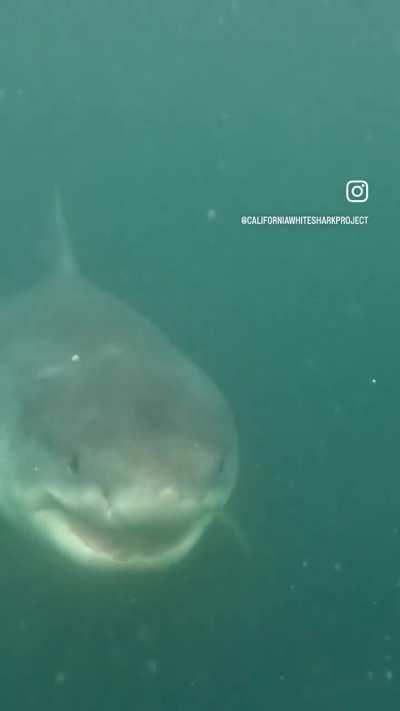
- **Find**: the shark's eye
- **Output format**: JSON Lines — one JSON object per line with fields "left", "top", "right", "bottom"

{"left": 68, "top": 451, "right": 80, "bottom": 476}
{"left": 216, "top": 446, "right": 236, "bottom": 483}
{"left": 217, "top": 453, "right": 227, "bottom": 479}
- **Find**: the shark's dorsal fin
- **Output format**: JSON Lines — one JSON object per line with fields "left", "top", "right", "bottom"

{"left": 50, "top": 186, "right": 78, "bottom": 278}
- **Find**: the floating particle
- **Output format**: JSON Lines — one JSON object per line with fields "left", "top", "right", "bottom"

{"left": 146, "top": 658, "right": 159, "bottom": 675}
{"left": 54, "top": 671, "right": 67, "bottom": 686}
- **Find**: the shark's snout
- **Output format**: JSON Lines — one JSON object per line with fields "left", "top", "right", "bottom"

{"left": 15, "top": 435, "right": 238, "bottom": 570}
{"left": 31, "top": 484, "right": 218, "bottom": 570}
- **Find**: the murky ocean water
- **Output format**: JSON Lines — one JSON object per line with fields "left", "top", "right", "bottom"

{"left": 0, "top": 0, "right": 399, "bottom": 708}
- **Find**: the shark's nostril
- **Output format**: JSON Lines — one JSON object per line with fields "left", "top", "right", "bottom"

{"left": 68, "top": 451, "right": 80, "bottom": 476}
{"left": 101, "top": 486, "right": 111, "bottom": 503}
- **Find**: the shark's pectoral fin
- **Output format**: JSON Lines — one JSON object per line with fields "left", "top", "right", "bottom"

{"left": 214, "top": 510, "right": 252, "bottom": 558}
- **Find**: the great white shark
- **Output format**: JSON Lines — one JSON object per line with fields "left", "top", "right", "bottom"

{"left": 0, "top": 190, "right": 238, "bottom": 571}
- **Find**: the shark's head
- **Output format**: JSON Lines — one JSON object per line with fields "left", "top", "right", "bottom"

{"left": 2, "top": 340, "right": 238, "bottom": 571}
{"left": 0, "top": 193, "right": 238, "bottom": 571}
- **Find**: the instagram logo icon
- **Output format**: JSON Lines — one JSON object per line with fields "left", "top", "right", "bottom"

{"left": 345, "top": 179, "right": 369, "bottom": 203}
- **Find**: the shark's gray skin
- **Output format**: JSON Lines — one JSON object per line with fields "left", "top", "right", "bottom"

{"left": 0, "top": 192, "right": 238, "bottom": 571}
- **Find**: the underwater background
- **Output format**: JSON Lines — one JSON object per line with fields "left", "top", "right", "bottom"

{"left": 0, "top": 0, "right": 399, "bottom": 708}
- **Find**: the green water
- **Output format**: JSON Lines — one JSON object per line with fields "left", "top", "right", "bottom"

{"left": 0, "top": 0, "right": 399, "bottom": 708}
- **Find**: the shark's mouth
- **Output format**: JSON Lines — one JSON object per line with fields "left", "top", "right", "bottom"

{"left": 67, "top": 515, "right": 198, "bottom": 559}
{"left": 34, "top": 508, "right": 213, "bottom": 570}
